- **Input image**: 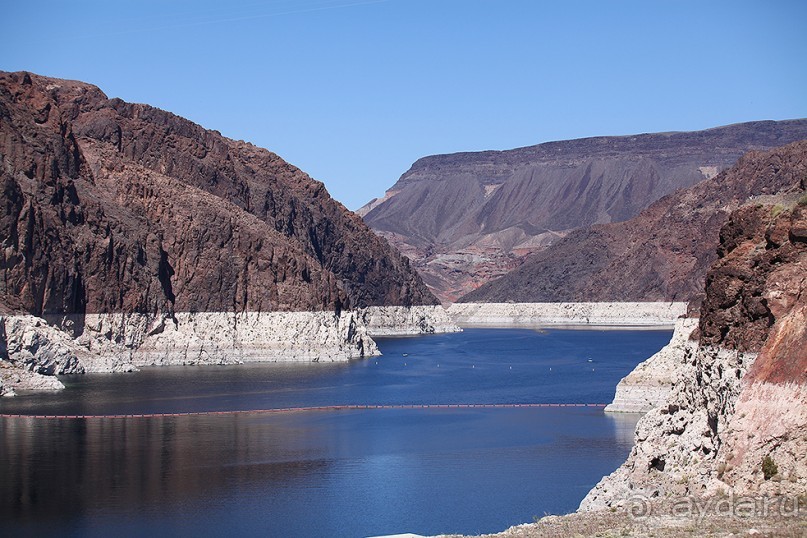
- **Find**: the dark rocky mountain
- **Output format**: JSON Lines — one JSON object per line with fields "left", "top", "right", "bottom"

{"left": 360, "top": 120, "right": 807, "bottom": 302}
{"left": 460, "top": 140, "right": 807, "bottom": 304}
{"left": 0, "top": 71, "right": 437, "bottom": 318}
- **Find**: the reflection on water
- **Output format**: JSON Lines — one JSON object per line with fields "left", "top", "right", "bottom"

{"left": 1, "top": 409, "right": 640, "bottom": 537}
{"left": 2, "top": 414, "right": 327, "bottom": 526}
{"left": 0, "top": 329, "right": 663, "bottom": 537}
{"left": 606, "top": 410, "right": 645, "bottom": 446}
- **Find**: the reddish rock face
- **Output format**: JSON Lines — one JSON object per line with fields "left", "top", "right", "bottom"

{"left": 699, "top": 203, "right": 807, "bottom": 367}
{"left": 0, "top": 71, "right": 437, "bottom": 317}
{"left": 460, "top": 141, "right": 807, "bottom": 304}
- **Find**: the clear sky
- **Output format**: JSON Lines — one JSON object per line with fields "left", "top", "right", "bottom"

{"left": 2, "top": 1, "right": 806, "bottom": 209}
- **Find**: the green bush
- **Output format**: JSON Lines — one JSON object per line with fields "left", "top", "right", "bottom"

{"left": 762, "top": 455, "right": 778, "bottom": 480}
{"left": 798, "top": 192, "right": 807, "bottom": 206}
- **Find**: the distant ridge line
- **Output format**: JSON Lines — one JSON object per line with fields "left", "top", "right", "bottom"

{"left": 0, "top": 403, "right": 607, "bottom": 420}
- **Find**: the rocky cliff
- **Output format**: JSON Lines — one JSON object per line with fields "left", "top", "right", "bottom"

{"left": 0, "top": 71, "right": 437, "bottom": 315}
{"left": 604, "top": 318, "right": 699, "bottom": 413}
{"left": 581, "top": 198, "right": 807, "bottom": 509}
{"left": 0, "top": 71, "right": 447, "bottom": 394}
{"left": 361, "top": 121, "right": 807, "bottom": 302}
{"left": 463, "top": 140, "right": 807, "bottom": 304}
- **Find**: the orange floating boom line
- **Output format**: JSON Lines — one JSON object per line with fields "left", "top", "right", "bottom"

{"left": 0, "top": 403, "right": 609, "bottom": 420}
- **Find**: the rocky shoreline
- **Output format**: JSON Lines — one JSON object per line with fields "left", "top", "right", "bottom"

{"left": 447, "top": 302, "right": 687, "bottom": 327}
{"left": 360, "top": 305, "right": 461, "bottom": 336}
{"left": 1, "top": 71, "right": 453, "bottom": 397}
{"left": 604, "top": 318, "right": 699, "bottom": 413}
{"left": 0, "top": 306, "right": 460, "bottom": 397}
{"left": 583, "top": 200, "right": 807, "bottom": 510}
{"left": 444, "top": 191, "right": 807, "bottom": 537}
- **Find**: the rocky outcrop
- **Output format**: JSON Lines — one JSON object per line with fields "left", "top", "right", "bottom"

{"left": 605, "top": 318, "right": 699, "bottom": 413}
{"left": 580, "top": 199, "right": 807, "bottom": 510}
{"left": 130, "top": 311, "right": 377, "bottom": 365}
{"left": 0, "top": 71, "right": 445, "bottom": 393}
{"left": 0, "top": 310, "right": 383, "bottom": 394}
{"left": 0, "top": 364, "right": 64, "bottom": 396}
{"left": 0, "top": 314, "right": 116, "bottom": 395}
{"left": 717, "top": 381, "right": 807, "bottom": 496}
{"left": 703, "top": 203, "right": 807, "bottom": 498}
{"left": 358, "top": 305, "right": 460, "bottom": 336}
{"left": 582, "top": 342, "right": 758, "bottom": 510}
{"left": 447, "top": 302, "right": 687, "bottom": 327}
{"left": 463, "top": 140, "right": 807, "bottom": 304}
{"left": 361, "top": 121, "right": 807, "bottom": 302}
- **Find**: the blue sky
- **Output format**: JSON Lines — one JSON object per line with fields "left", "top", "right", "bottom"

{"left": 2, "top": 0, "right": 805, "bottom": 209}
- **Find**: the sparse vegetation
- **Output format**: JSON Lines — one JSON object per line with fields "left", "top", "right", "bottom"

{"left": 770, "top": 204, "right": 786, "bottom": 218}
{"left": 762, "top": 455, "right": 779, "bottom": 480}
{"left": 798, "top": 191, "right": 807, "bottom": 206}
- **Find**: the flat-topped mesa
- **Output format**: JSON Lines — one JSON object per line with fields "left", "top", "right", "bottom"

{"left": 0, "top": 71, "right": 453, "bottom": 394}
{"left": 461, "top": 139, "right": 807, "bottom": 305}
{"left": 362, "top": 120, "right": 807, "bottom": 302}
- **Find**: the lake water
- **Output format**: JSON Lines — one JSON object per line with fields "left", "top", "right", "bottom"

{"left": 0, "top": 328, "right": 670, "bottom": 537}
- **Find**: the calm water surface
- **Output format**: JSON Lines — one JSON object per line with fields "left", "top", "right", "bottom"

{"left": 0, "top": 328, "right": 670, "bottom": 537}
